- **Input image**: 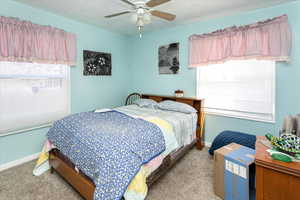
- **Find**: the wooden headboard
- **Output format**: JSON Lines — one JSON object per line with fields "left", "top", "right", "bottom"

{"left": 141, "top": 94, "right": 204, "bottom": 149}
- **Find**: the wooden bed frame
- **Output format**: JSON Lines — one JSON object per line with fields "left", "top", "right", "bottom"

{"left": 49, "top": 94, "right": 204, "bottom": 200}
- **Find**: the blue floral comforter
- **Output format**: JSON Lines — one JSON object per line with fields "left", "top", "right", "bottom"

{"left": 47, "top": 111, "right": 165, "bottom": 200}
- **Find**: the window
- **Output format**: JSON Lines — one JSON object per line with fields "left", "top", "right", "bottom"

{"left": 0, "top": 62, "right": 70, "bottom": 135}
{"left": 196, "top": 59, "right": 275, "bottom": 122}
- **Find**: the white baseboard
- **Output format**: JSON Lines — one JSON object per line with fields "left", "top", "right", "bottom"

{"left": 0, "top": 152, "right": 40, "bottom": 172}
{"left": 0, "top": 141, "right": 213, "bottom": 172}
{"left": 205, "top": 141, "right": 212, "bottom": 147}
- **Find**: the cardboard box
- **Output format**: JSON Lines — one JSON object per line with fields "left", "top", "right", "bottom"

{"left": 214, "top": 143, "right": 241, "bottom": 199}
{"left": 214, "top": 143, "right": 256, "bottom": 200}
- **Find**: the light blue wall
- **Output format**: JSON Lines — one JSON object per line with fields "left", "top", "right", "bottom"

{"left": 1, "top": 0, "right": 300, "bottom": 166}
{"left": 128, "top": 2, "right": 300, "bottom": 143}
{"left": 0, "top": 0, "right": 131, "bottom": 165}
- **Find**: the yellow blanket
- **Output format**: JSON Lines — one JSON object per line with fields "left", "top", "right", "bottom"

{"left": 124, "top": 116, "right": 176, "bottom": 200}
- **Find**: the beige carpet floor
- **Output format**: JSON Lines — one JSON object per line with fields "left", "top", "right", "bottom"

{"left": 0, "top": 147, "right": 221, "bottom": 200}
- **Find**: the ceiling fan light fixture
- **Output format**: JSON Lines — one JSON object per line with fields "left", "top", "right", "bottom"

{"left": 105, "top": 0, "right": 176, "bottom": 39}
{"left": 136, "top": 18, "right": 144, "bottom": 27}
{"left": 143, "top": 12, "right": 152, "bottom": 24}
{"left": 131, "top": 13, "right": 138, "bottom": 23}
{"left": 137, "top": 8, "right": 145, "bottom": 15}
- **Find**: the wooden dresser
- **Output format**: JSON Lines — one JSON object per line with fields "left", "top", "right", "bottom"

{"left": 255, "top": 136, "right": 300, "bottom": 200}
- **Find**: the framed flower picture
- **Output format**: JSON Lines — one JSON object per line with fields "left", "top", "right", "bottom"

{"left": 83, "top": 50, "right": 112, "bottom": 76}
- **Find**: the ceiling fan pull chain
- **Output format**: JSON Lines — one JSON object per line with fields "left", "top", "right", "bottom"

{"left": 138, "top": 26, "right": 143, "bottom": 38}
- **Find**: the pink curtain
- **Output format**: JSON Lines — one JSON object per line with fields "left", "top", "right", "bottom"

{"left": 189, "top": 15, "right": 292, "bottom": 67}
{"left": 0, "top": 16, "right": 77, "bottom": 65}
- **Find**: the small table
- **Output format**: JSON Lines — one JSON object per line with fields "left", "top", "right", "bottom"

{"left": 255, "top": 136, "right": 300, "bottom": 200}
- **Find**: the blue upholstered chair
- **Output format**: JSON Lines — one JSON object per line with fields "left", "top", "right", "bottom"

{"left": 208, "top": 130, "right": 256, "bottom": 155}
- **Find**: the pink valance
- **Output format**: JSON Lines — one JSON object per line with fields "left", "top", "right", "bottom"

{"left": 0, "top": 16, "right": 77, "bottom": 65}
{"left": 189, "top": 15, "right": 292, "bottom": 67}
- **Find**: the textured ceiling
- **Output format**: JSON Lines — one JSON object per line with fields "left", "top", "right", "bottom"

{"left": 13, "top": 0, "right": 296, "bottom": 35}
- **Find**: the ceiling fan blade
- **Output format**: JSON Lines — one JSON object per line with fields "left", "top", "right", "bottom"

{"left": 150, "top": 10, "right": 176, "bottom": 21}
{"left": 105, "top": 11, "right": 131, "bottom": 18}
{"left": 120, "top": 0, "right": 135, "bottom": 6}
{"left": 146, "top": 0, "right": 171, "bottom": 8}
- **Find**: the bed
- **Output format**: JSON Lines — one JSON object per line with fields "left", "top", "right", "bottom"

{"left": 48, "top": 94, "right": 204, "bottom": 200}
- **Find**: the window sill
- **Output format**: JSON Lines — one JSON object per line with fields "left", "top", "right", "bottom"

{"left": 204, "top": 109, "right": 275, "bottom": 124}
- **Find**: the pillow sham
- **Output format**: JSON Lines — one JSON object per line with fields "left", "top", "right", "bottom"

{"left": 157, "top": 100, "right": 197, "bottom": 114}
{"left": 133, "top": 98, "right": 158, "bottom": 109}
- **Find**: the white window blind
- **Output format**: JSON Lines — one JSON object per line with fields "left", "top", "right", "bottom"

{"left": 197, "top": 59, "right": 275, "bottom": 122}
{"left": 0, "top": 62, "right": 70, "bottom": 135}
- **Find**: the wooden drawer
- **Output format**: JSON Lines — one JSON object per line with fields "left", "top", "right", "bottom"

{"left": 255, "top": 137, "right": 300, "bottom": 200}
{"left": 256, "top": 165, "right": 300, "bottom": 200}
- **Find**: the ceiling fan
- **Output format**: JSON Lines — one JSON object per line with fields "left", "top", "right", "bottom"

{"left": 105, "top": 0, "right": 176, "bottom": 37}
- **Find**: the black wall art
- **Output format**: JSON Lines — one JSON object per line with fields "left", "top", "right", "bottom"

{"left": 158, "top": 43, "right": 179, "bottom": 74}
{"left": 83, "top": 50, "right": 112, "bottom": 76}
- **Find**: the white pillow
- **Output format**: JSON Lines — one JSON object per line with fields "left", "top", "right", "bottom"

{"left": 133, "top": 98, "right": 158, "bottom": 109}
{"left": 157, "top": 100, "right": 197, "bottom": 114}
